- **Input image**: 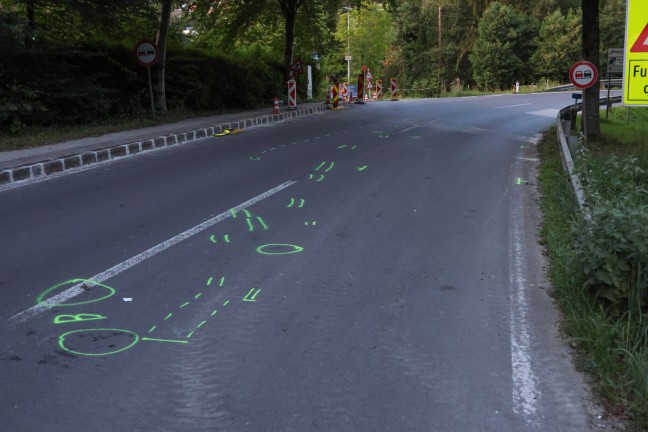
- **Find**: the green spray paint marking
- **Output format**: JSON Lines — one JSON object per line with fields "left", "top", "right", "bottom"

{"left": 315, "top": 161, "right": 327, "bottom": 171}
{"left": 243, "top": 209, "right": 252, "bottom": 218}
{"left": 206, "top": 277, "right": 213, "bottom": 286}
{"left": 262, "top": 151, "right": 267, "bottom": 154}
{"left": 223, "top": 300, "right": 230, "bottom": 306}
{"left": 256, "top": 217, "right": 269, "bottom": 231}
{"left": 351, "top": 146, "right": 357, "bottom": 150}
{"left": 356, "top": 166, "right": 368, "bottom": 172}
{"left": 219, "top": 277, "right": 225, "bottom": 287}
{"left": 196, "top": 320, "right": 207, "bottom": 329}
{"left": 243, "top": 288, "right": 261, "bottom": 302}
{"left": 307, "top": 174, "right": 314, "bottom": 180}
{"left": 246, "top": 218, "right": 255, "bottom": 232}
{"left": 194, "top": 293, "right": 203, "bottom": 300}
{"left": 210, "top": 235, "right": 217, "bottom": 244}
{"left": 148, "top": 325, "right": 157, "bottom": 334}
{"left": 316, "top": 174, "right": 325, "bottom": 182}
{"left": 58, "top": 328, "right": 139, "bottom": 357}
{"left": 229, "top": 209, "right": 237, "bottom": 218}
{"left": 256, "top": 244, "right": 304, "bottom": 255}
{"left": 187, "top": 331, "right": 195, "bottom": 338}
{"left": 54, "top": 313, "right": 107, "bottom": 325}
{"left": 223, "top": 234, "right": 231, "bottom": 243}
{"left": 325, "top": 162, "right": 335, "bottom": 173}
{"left": 180, "top": 301, "right": 190, "bottom": 309}
{"left": 164, "top": 312, "right": 173, "bottom": 321}
{"left": 142, "top": 337, "right": 188, "bottom": 344}
{"left": 305, "top": 221, "right": 318, "bottom": 226}
{"left": 338, "top": 145, "right": 348, "bottom": 149}
{"left": 250, "top": 156, "right": 261, "bottom": 161}
{"left": 287, "top": 198, "right": 304, "bottom": 208}
{"left": 211, "top": 310, "right": 218, "bottom": 316}
{"left": 516, "top": 178, "right": 528, "bottom": 185}
{"left": 37, "top": 279, "right": 116, "bottom": 307}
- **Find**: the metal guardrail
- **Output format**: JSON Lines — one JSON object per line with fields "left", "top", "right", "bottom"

{"left": 547, "top": 79, "right": 623, "bottom": 92}
{"left": 555, "top": 95, "right": 622, "bottom": 216}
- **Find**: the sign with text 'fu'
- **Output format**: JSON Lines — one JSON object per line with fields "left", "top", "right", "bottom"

{"left": 623, "top": 0, "right": 648, "bottom": 106}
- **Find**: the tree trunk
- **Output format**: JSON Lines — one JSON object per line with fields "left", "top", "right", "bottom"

{"left": 277, "top": 0, "right": 304, "bottom": 82}
{"left": 25, "top": 0, "right": 36, "bottom": 29}
{"left": 582, "top": 0, "right": 600, "bottom": 139}
{"left": 154, "top": 0, "right": 173, "bottom": 113}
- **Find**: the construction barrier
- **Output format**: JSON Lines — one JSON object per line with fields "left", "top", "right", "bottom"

{"left": 288, "top": 79, "right": 297, "bottom": 110}
{"left": 356, "top": 73, "right": 365, "bottom": 104}
{"left": 390, "top": 77, "right": 398, "bottom": 101}
{"left": 376, "top": 80, "right": 382, "bottom": 99}
{"left": 341, "top": 82, "right": 348, "bottom": 101}
{"left": 333, "top": 81, "right": 339, "bottom": 108}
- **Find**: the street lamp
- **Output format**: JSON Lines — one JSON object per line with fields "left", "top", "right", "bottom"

{"left": 342, "top": 6, "right": 352, "bottom": 84}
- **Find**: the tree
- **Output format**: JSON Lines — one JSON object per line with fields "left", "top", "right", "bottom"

{"left": 276, "top": 0, "right": 306, "bottom": 81}
{"left": 154, "top": 0, "right": 173, "bottom": 113}
{"left": 531, "top": 8, "right": 581, "bottom": 81}
{"left": 582, "top": 0, "right": 599, "bottom": 138}
{"left": 470, "top": 2, "right": 537, "bottom": 90}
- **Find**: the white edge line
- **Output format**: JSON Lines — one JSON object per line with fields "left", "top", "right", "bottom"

{"left": 495, "top": 103, "right": 532, "bottom": 109}
{"left": 10, "top": 179, "right": 296, "bottom": 323}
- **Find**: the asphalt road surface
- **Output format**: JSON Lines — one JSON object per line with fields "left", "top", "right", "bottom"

{"left": 1, "top": 94, "right": 606, "bottom": 431}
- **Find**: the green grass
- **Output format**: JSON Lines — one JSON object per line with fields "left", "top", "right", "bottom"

{"left": 539, "top": 129, "right": 648, "bottom": 430}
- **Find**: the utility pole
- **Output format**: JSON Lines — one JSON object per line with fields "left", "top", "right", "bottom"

{"left": 438, "top": 6, "right": 442, "bottom": 87}
{"left": 582, "top": 0, "right": 600, "bottom": 139}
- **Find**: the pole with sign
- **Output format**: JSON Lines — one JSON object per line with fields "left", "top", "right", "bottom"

{"left": 623, "top": 0, "right": 648, "bottom": 107}
{"left": 134, "top": 40, "right": 159, "bottom": 116}
{"left": 569, "top": 61, "right": 598, "bottom": 137}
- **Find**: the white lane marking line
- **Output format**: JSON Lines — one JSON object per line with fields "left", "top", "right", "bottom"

{"left": 527, "top": 108, "right": 560, "bottom": 118}
{"left": 10, "top": 180, "right": 296, "bottom": 323}
{"left": 514, "top": 157, "right": 540, "bottom": 162}
{"left": 510, "top": 175, "right": 540, "bottom": 422}
{"left": 495, "top": 103, "right": 532, "bottom": 109}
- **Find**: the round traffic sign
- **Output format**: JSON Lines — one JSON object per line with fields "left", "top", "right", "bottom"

{"left": 569, "top": 61, "right": 598, "bottom": 89}
{"left": 134, "top": 40, "right": 159, "bottom": 67}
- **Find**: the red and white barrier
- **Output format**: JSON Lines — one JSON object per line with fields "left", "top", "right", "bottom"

{"left": 288, "top": 79, "right": 297, "bottom": 110}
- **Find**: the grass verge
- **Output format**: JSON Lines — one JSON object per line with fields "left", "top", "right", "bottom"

{"left": 539, "top": 127, "right": 648, "bottom": 430}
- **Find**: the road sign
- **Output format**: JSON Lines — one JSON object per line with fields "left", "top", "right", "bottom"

{"left": 569, "top": 61, "right": 598, "bottom": 89}
{"left": 623, "top": 0, "right": 648, "bottom": 106}
{"left": 134, "top": 40, "right": 159, "bottom": 67}
{"left": 608, "top": 48, "right": 624, "bottom": 74}
{"left": 366, "top": 70, "right": 373, "bottom": 80}
{"left": 367, "top": 81, "right": 373, "bottom": 89}
{"left": 290, "top": 57, "right": 304, "bottom": 75}
{"left": 362, "top": 65, "right": 366, "bottom": 71}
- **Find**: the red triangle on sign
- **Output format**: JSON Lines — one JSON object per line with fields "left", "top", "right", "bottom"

{"left": 631, "top": 22, "right": 648, "bottom": 52}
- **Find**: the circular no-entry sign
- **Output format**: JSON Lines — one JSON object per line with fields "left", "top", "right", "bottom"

{"left": 569, "top": 61, "right": 598, "bottom": 89}
{"left": 134, "top": 40, "right": 159, "bottom": 67}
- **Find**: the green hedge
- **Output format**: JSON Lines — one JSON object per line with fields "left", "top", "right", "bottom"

{"left": 0, "top": 43, "right": 285, "bottom": 133}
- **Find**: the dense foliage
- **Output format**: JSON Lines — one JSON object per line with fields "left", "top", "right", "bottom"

{"left": 0, "top": 0, "right": 628, "bottom": 133}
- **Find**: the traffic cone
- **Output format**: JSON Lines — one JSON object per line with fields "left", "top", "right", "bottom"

{"left": 273, "top": 97, "right": 280, "bottom": 114}
{"left": 364, "top": 93, "right": 368, "bottom": 102}
{"left": 372, "top": 92, "right": 377, "bottom": 101}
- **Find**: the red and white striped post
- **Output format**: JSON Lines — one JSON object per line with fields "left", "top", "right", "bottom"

{"left": 390, "top": 77, "right": 398, "bottom": 101}
{"left": 376, "top": 80, "right": 382, "bottom": 100}
{"left": 288, "top": 79, "right": 297, "bottom": 110}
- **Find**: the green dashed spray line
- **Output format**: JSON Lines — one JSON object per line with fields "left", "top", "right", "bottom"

{"left": 356, "top": 166, "right": 368, "bottom": 172}
{"left": 243, "top": 209, "right": 252, "bottom": 218}
{"left": 316, "top": 174, "right": 325, "bottom": 182}
{"left": 243, "top": 288, "right": 261, "bottom": 302}
{"left": 186, "top": 331, "right": 195, "bottom": 338}
{"left": 164, "top": 313, "right": 173, "bottom": 321}
{"left": 197, "top": 320, "right": 207, "bottom": 329}
{"left": 149, "top": 325, "right": 157, "bottom": 334}
{"left": 338, "top": 144, "right": 348, "bottom": 149}
{"left": 206, "top": 277, "right": 213, "bottom": 286}
{"left": 256, "top": 217, "right": 269, "bottom": 231}
{"left": 219, "top": 277, "right": 225, "bottom": 287}
{"left": 315, "top": 161, "right": 327, "bottom": 171}
{"left": 223, "top": 300, "right": 230, "bottom": 306}
{"left": 229, "top": 209, "right": 237, "bottom": 218}
{"left": 246, "top": 218, "right": 255, "bottom": 232}
{"left": 324, "top": 162, "right": 335, "bottom": 173}
{"left": 194, "top": 293, "right": 203, "bottom": 300}
{"left": 223, "top": 234, "right": 231, "bottom": 243}
{"left": 209, "top": 235, "right": 217, "bottom": 243}
{"left": 179, "top": 301, "right": 190, "bottom": 308}
{"left": 211, "top": 310, "right": 218, "bottom": 316}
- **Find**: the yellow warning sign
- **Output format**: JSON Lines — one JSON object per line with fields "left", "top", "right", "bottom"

{"left": 623, "top": 0, "right": 648, "bottom": 106}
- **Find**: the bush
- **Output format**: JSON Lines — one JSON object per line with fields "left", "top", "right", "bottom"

{"left": 572, "top": 155, "right": 648, "bottom": 315}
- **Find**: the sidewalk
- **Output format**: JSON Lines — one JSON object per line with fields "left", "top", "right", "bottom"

{"left": 0, "top": 101, "right": 335, "bottom": 186}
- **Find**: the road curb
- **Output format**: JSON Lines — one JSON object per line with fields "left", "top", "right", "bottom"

{"left": 0, "top": 105, "right": 328, "bottom": 187}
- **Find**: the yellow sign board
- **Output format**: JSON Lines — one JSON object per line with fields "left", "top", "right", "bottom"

{"left": 623, "top": 0, "right": 648, "bottom": 106}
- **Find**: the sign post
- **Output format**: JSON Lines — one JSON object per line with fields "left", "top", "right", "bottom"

{"left": 134, "top": 40, "right": 159, "bottom": 116}
{"left": 623, "top": 0, "right": 648, "bottom": 107}
{"left": 356, "top": 73, "right": 365, "bottom": 104}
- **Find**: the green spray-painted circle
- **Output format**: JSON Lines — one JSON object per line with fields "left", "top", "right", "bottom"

{"left": 256, "top": 244, "right": 304, "bottom": 255}
{"left": 58, "top": 328, "right": 139, "bottom": 357}
{"left": 37, "top": 279, "right": 116, "bottom": 307}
